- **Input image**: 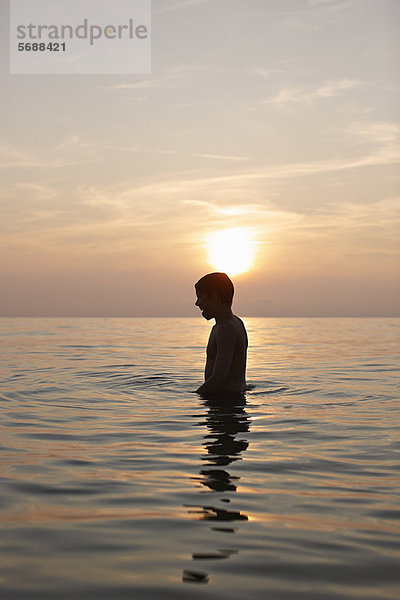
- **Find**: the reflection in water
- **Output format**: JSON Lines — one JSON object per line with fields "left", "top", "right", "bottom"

{"left": 199, "top": 395, "right": 249, "bottom": 491}
{"left": 183, "top": 394, "right": 250, "bottom": 584}
{"left": 186, "top": 504, "right": 248, "bottom": 522}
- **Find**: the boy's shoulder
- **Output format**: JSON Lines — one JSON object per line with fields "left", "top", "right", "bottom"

{"left": 215, "top": 316, "right": 245, "bottom": 335}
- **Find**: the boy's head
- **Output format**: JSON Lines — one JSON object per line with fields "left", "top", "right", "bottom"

{"left": 195, "top": 272, "right": 234, "bottom": 319}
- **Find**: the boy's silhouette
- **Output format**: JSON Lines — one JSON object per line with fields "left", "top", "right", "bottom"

{"left": 194, "top": 272, "right": 248, "bottom": 395}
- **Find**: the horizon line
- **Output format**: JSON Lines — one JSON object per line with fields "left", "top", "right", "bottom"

{"left": 0, "top": 315, "right": 398, "bottom": 319}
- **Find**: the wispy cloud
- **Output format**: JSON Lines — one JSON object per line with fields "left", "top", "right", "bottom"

{"left": 267, "top": 79, "right": 364, "bottom": 106}
{"left": 104, "top": 65, "right": 222, "bottom": 92}
{"left": 183, "top": 199, "right": 266, "bottom": 216}
{"left": 133, "top": 146, "right": 400, "bottom": 194}
{"left": 0, "top": 140, "right": 77, "bottom": 170}
{"left": 251, "top": 67, "right": 285, "bottom": 79}
{"left": 307, "top": 0, "right": 358, "bottom": 12}
{"left": 155, "top": 0, "right": 212, "bottom": 14}
{"left": 304, "top": 0, "right": 362, "bottom": 28}
{"left": 308, "top": 0, "right": 349, "bottom": 6}
{"left": 345, "top": 122, "right": 400, "bottom": 145}
{"left": 14, "top": 182, "right": 59, "bottom": 201}
{"left": 157, "top": 149, "right": 249, "bottom": 162}
{"left": 0, "top": 141, "right": 40, "bottom": 169}
{"left": 74, "top": 147, "right": 398, "bottom": 226}
{"left": 55, "top": 134, "right": 94, "bottom": 151}
{"left": 56, "top": 146, "right": 396, "bottom": 235}
{"left": 321, "top": 120, "right": 400, "bottom": 162}
{"left": 104, "top": 79, "right": 163, "bottom": 91}
{"left": 289, "top": 196, "right": 400, "bottom": 254}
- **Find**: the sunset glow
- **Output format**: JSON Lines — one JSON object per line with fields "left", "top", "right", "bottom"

{"left": 207, "top": 228, "right": 255, "bottom": 276}
{"left": 0, "top": 0, "right": 398, "bottom": 317}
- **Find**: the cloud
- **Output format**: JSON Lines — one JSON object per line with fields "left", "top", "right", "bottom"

{"left": 267, "top": 79, "right": 364, "bottom": 106}
{"left": 104, "top": 65, "right": 223, "bottom": 91}
{"left": 345, "top": 122, "right": 400, "bottom": 146}
{"left": 55, "top": 134, "right": 95, "bottom": 151}
{"left": 305, "top": 0, "right": 361, "bottom": 23}
{"left": 104, "top": 79, "right": 164, "bottom": 91}
{"left": 155, "top": 0, "right": 212, "bottom": 14}
{"left": 308, "top": 0, "right": 348, "bottom": 6}
{"left": 145, "top": 146, "right": 400, "bottom": 191}
{"left": 251, "top": 67, "right": 285, "bottom": 79}
{"left": 14, "top": 182, "right": 59, "bottom": 201}
{"left": 157, "top": 149, "right": 249, "bottom": 162}
{"left": 322, "top": 120, "right": 400, "bottom": 163}
{"left": 0, "top": 139, "right": 81, "bottom": 170}
{"left": 72, "top": 147, "right": 398, "bottom": 227}
{"left": 55, "top": 138, "right": 248, "bottom": 162}
{"left": 288, "top": 196, "right": 400, "bottom": 256}
{"left": 183, "top": 199, "right": 266, "bottom": 217}
{"left": 0, "top": 141, "right": 42, "bottom": 169}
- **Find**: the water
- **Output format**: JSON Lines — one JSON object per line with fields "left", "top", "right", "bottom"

{"left": 0, "top": 317, "right": 399, "bottom": 600}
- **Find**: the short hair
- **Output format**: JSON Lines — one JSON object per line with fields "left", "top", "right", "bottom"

{"left": 195, "top": 272, "right": 234, "bottom": 306}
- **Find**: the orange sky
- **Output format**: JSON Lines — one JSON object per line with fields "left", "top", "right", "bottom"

{"left": 1, "top": 0, "right": 399, "bottom": 316}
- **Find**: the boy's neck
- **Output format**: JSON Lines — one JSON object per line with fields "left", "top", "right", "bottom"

{"left": 214, "top": 305, "right": 234, "bottom": 324}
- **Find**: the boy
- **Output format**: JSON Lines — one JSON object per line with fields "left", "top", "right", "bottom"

{"left": 194, "top": 272, "right": 248, "bottom": 395}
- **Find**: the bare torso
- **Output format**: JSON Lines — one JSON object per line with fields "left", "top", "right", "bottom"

{"left": 205, "top": 315, "right": 248, "bottom": 392}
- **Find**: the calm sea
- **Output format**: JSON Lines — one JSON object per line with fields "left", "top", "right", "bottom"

{"left": 0, "top": 317, "right": 399, "bottom": 600}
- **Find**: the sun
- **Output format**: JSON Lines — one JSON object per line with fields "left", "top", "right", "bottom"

{"left": 206, "top": 227, "right": 255, "bottom": 276}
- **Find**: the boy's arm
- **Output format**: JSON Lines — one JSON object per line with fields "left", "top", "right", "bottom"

{"left": 196, "top": 325, "right": 235, "bottom": 394}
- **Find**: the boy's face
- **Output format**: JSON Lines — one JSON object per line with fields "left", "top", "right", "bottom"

{"left": 195, "top": 289, "right": 216, "bottom": 320}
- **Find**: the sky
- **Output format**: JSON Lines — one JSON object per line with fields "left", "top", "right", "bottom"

{"left": 1, "top": 0, "right": 399, "bottom": 317}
